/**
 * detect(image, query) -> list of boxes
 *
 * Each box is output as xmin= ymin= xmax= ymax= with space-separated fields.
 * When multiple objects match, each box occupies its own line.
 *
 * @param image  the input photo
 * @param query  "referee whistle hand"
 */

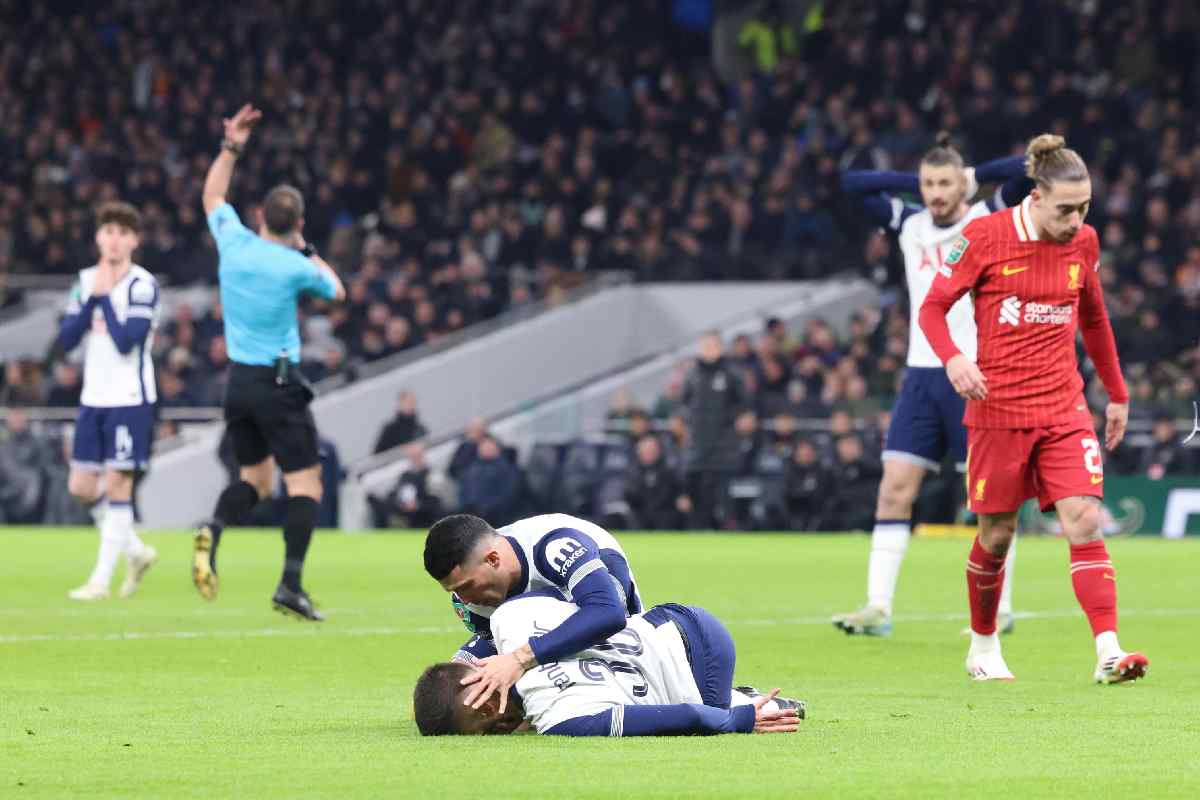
xmin=1105 ymin=402 xmax=1129 ymax=450
xmin=946 ymin=354 xmax=988 ymax=401
xmin=223 ymin=104 xmax=262 ymax=146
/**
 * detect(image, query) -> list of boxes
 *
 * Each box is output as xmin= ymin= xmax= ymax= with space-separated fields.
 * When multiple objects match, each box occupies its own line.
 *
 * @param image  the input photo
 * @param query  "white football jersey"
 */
xmin=491 ymin=593 xmax=701 ymax=734
xmin=67 ymin=264 xmax=160 ymax=408
xmin=459 ymin=513 xmax=642 ymax=627
xmin=895 ymin=202 xmax=988 ymax=367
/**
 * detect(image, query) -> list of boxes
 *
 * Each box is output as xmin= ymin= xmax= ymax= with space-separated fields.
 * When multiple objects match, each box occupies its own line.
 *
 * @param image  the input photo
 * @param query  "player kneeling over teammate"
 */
xmin=919 ymin=134 xmax=1148 ymax=684
xmin=425 ymin=513 xmax=644 ymax=705
xmin=414 ymin=590 xmax=803 ymax=736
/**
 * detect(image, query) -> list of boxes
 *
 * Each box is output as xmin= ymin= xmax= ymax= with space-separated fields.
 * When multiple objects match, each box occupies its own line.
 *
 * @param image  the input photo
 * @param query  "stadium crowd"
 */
xmin=1 ymin=0 xmax=1199 ymax=526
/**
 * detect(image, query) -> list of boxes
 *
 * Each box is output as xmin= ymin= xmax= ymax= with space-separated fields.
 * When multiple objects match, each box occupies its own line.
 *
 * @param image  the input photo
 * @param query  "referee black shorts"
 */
xmin=223 ymin=362 xmax=320 ymax=473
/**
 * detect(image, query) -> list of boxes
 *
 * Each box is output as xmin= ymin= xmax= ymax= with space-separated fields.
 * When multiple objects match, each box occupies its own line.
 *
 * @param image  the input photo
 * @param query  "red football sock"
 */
xmin=966 ymin=536 xmax=1007 ymax=635
xmin=1070 ymin=540 xmax=1117 ymax=636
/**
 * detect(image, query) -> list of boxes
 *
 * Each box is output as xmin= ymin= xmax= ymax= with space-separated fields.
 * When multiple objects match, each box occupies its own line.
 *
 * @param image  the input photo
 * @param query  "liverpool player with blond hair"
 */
xmin=919 ymin=134 xmax=1148 ymax=684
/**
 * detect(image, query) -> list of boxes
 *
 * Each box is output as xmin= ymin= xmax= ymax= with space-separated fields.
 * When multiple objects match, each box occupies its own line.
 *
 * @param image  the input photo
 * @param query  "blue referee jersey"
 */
xmin=207 ymin=203 xmax=338 ymax=365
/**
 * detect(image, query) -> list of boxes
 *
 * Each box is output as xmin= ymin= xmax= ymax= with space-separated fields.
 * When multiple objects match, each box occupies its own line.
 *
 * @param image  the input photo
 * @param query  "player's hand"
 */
xmin=460 ymin=652 xmax=527 ymax=713
xmin=223 ymin=104 xmax=262 ymax=146
xmin=1105 ymin=402 xmax=1129 ymax=450
xmin=946 ymin=354 xmax=988 ymax=401
xmin=91 ymin=265 xmax=115 ymax=297
xmin=751 ymin=689 xmax=800 ymax=734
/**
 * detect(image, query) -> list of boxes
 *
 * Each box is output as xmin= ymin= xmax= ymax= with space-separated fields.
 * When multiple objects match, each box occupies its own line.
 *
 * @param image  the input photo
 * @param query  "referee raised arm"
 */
xmin=192 ymin=104 xmax=345 ymax=621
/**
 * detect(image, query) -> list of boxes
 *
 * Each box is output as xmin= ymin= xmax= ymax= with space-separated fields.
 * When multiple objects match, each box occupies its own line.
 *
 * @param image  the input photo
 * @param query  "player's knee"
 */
xmin=283 ymin=467 xmax=322 ymax=501
xmin=876 ymin=478 xmax=917 ymax=517
xmin=67 ymin=470 xmax=98 ymax=502
xmin=1064 ymin=502 xmax=1102 ymax=541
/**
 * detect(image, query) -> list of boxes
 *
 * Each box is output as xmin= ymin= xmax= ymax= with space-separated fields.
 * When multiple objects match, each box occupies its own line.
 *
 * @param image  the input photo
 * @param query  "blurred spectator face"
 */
xmin=918 ymin=162 xmax=967 ymax=225
xmin=398 ymin=391 xmax=417 ymax=415
xmin=610 ymin=388 xmax=632 ymax=415
xmin=478 ymin=437 xmax=501 ymax=460
xmin=668 ymin=415 xmax=689 ymax=444
xmin=160 ymin=370 xmax=182 ymax=398
xmin=95 ymin=222 xmax=139 ymax=264
xmin=830 ymin=410 xmax=853 ymax=435
xmin=386 ymin=317 xmax=412 ymax=348
xmin=208 ymin=336 xmax=228 ymax=367
xmin=793 ymin=439 xmax=817 ymax=466
xmin=323 ymin=348 xmax=345 ymax=373
xmin=731 ymin=334 xmax=752 ymax=361
xmin=54 ymin=362 xmax=80 ymax=387
xmin=415 ymin=301 xmax=436 ymax=328
xmin=636 ymin=435 xmax=662 ymax=466
xmin=735 ymin=411 xmax=757 ymax=436
xmin=1152 ymin=417 xmax=1175 ymax=443
xmin=774 ymin=414 xmax=797 ymax=438
xmin=7 ymin=407 xmax=29 ymax=433
xmin=836 ymin=434 xmax=864 ymax=464
xmin=465 ymin=417 xmax=486 ymax=442
xmin=406 ymin=441 xmax=426 ymax=467
xmin=698 ymin=333 xmax=722 ymax=363
xmin=629 ymin=412 xmax=650 ymax=439
xmin=846 ymin=375 xmax=868 ymax=401
xmin=762 ymin=357 xmax=784 ymax=383
xmin=368 ymin=302 xmax=391 ymax=328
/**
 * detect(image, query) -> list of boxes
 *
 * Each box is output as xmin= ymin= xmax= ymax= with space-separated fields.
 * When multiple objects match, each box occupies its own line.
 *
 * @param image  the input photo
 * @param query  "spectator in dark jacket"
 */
xmin=1140 ymin=413 xmax=1194 ymax=478
xmin=371 ymin=441 xmax=443 ymax=528
xmin=0 ymin=409 xmax=51 ymax=523
xmin=818 ymin=434 xmax=882 ymax=531
xmin=44 ymin=362 xmax=82 ymax=408
xmin=448 ymin=417 xmax=488 ymax=479
xmin=373 ymin=390 xmax=428 ymax=454
xmin=785 ymin=438 xmax=829 ymax=531
xmin=681 ymin=331 xmax=749 ymax=528
xmin=625 ymin=435 xmax=691 ymax=530
xmin=458 ymin=436 xmax=522 ymax=525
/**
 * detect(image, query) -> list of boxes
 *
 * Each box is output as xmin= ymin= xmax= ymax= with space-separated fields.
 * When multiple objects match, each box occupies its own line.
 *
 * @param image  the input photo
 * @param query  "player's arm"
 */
xmin=201 ymin=104 xmax=261 ymax=216
xmin=544 ymin=693 xmax=798 ymax=736
xmin=917 ymin=226 xmax=989 ymax=400
xmin=972 ymin=155 xmax=1033 ymax=209
xmin=292 ymin=246 xmax=346 ymax=303
xmin=94 ymin=278 xmax=156 ymax=355
xmin=1078 ymin=245 xmax=1130 ymax=449
xmin=841 ymin=170 xmax=922 ymax=230
xmin=461 ymin=531 xmax=626 ymax=711
xmin=57 ymin=282 xmax=96 ymax=352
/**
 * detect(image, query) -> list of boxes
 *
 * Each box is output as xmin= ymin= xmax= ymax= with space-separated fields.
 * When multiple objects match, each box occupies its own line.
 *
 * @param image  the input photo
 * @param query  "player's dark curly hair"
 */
xmin=96 ymin=201 xmax=142 ymax=235
xmin=423 ymin=514 xmax=496 ymax=580
xmin=921 ymin=131 xmax=964 ymax=169
xmin=413 ymin=662 xmax=472 ymax=735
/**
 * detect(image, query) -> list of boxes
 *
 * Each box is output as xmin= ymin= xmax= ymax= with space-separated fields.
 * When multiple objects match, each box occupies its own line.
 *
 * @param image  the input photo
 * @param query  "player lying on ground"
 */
xmin=414 ymin=590 xmax=804 ymax=736
xmin=424 ymin=513 xmax=644 ymax=710
xmin=58 ymin=202 xmax=159 ymax=601
xmin=919 ymin=134 xmax=1148 ymax=684
xmin=833 ymin=135 xmax=1031 ymax=637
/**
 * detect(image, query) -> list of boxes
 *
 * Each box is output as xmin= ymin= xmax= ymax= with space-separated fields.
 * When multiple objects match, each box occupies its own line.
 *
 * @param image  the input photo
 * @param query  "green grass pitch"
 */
xmin=2 ymin=529 xmax=1199 ymax=799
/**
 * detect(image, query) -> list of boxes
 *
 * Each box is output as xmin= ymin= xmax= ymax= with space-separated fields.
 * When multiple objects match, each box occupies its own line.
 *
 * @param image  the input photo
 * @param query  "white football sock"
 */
xmin=867 ymin=520 xmax=910 ymax=615
xmin=1095 ymin=630 xmax=1121 ymax=661
xmin=107 ymin=502 xmax=147 ymax=558
xmin=998 ymin=534 xmax=1016 ymax=615
xmin=89 ymin=494 xmax=108 ymax=526
xmin=970 ymin=631 xmax=1001 ymax=654
xmin=86 ymin=503 xmax=131 ymax=588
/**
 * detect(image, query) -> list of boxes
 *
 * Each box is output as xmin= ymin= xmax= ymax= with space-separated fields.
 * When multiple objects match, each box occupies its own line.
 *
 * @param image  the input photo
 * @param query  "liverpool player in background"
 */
xmin=919 ymin=134 xmax=1148 ymax=684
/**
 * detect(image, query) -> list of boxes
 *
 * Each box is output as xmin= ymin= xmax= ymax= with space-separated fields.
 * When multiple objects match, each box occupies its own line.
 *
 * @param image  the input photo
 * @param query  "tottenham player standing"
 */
xmin=919 ymin=135 xmax=1147 ymax=684
xmin=424 ymin=513 xmax=644 ymax=710
xmin=832 ymin=135 xmax=1028 ymax=636
xmin=58 ymin=202 xmax=159 ymax=600
xmin=413 ymin=591 xmax=802 ymax=736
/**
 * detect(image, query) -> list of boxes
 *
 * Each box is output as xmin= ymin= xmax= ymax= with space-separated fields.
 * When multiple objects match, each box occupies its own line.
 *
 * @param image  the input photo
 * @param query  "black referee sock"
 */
xmin=211 ymin=480 xmax=260 ymax=551
xmin=281 ymin=496 xmax=319 ymax=592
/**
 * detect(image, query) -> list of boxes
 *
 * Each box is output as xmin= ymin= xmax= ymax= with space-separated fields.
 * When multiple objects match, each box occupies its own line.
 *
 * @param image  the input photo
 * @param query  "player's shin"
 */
xmin=281 ymin=496 xmax=319 ymax=592
xmin=1069 ymin=540 xmax=1119 ymax=655
xmin=966 ymin=536 xmax=1006 ymax=637
xmin=867 ymin=519 xmax=910 ymax=615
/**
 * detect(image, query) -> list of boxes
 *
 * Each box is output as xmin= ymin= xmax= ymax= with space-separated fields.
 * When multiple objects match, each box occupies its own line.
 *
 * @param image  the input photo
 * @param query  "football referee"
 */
xmin=193 ymin=104 xmax=345 ymax=620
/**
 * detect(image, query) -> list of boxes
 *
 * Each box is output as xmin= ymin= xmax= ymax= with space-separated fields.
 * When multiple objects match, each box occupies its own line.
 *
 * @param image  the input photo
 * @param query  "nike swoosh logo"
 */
xmin=1091 ymin=475 xmax=1104 ymax=484
xmin=976 ymin=582 xmax=1000 ymax=591
xmin=1001 ymin=266 xmax=1029 ymax=276
xmin=1103 ymin=572 xmax=1115 ymax=581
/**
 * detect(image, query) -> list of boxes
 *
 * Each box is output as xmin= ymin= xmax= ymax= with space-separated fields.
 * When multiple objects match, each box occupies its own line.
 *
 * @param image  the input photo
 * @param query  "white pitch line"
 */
xmin=2 ymin=607 xmax=1197 ymax=645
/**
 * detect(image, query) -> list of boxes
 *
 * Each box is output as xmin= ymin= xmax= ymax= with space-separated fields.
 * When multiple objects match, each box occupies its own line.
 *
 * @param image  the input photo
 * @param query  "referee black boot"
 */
xmin=271 ymin=583 xmax=325 ymax=622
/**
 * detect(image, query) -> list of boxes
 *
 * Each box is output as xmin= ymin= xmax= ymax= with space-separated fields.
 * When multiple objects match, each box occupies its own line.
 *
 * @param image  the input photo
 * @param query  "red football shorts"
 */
xmin=965 ymin=424 xmax=1105 ymax=514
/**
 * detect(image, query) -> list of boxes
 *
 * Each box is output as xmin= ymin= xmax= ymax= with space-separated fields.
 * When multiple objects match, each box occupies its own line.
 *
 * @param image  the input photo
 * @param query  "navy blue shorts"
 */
xmin=645 ymin=603 xmax=736 ymax=709
xmin=72 ymin=404 xmax=155 ymax=472
xmin=883 ymin=367 xmax=967 ymax=472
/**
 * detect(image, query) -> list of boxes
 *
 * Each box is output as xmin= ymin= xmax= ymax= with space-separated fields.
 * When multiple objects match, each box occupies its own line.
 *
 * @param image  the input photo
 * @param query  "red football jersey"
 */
xmin=918 ymin=196 xmax=1128 ymax=429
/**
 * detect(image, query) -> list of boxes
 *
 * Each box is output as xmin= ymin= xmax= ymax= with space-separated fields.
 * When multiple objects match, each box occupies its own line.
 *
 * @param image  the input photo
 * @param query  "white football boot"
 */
xmin=67 ymin=582 xmax=110 ymax=601
xmin=1094 ymin=651 xmax=1149 ymax=685
xmin=119 ymin=545 xmax=158 ymax=598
